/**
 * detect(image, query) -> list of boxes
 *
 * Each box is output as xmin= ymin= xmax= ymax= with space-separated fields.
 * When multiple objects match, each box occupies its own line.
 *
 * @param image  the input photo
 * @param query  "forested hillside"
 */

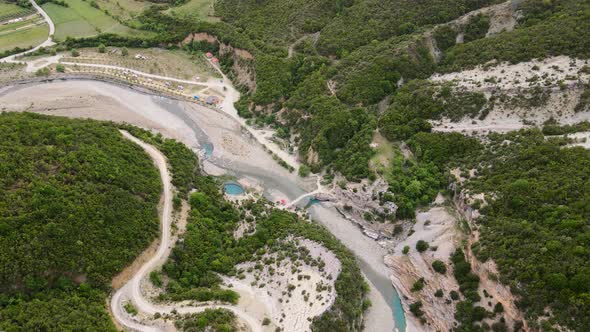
xmin=0 ymin=113 xmax=161 ymax=330
xmin=174 ymin=0 xmax=588 ymax=181
xmin=0 ymin=113 xmax=370 ymax=331
xmin=466 ymin=131 xmax=590 ymax=331
xmin=181 ymin=0 xmax=589 ymax=329
xmin=55 ymin=0 xmax=590 ymax=179
xmin=403 ymin=129 xmax=590 ymax=331
xmin=439 ymin=0 xmax=590 ymax=71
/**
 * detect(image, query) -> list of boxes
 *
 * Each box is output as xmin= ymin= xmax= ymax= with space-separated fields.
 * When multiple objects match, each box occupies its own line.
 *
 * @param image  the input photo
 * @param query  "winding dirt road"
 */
xmin=114 ymin=130 xmax=263 ymax=332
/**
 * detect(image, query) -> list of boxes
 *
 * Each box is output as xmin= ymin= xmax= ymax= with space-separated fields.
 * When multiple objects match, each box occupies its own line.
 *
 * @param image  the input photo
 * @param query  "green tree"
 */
xmin=432 ymin=260 xmax=447 ymax=274
xmin=402 ymin=246 xmax=410 ymax=254
xmin=416 ymin=240 xmax=429 ymax=253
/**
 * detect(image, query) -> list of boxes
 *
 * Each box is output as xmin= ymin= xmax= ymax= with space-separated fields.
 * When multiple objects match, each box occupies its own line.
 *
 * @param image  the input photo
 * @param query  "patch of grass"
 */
xmin=123 ymin=302 xmax=138 ymax=316
xmin=93 ymin=0 xmax=154 ymax=23
xmin=165 ymin=0 xmax=218 ymax=22
xmin=42 ymin=0 xmax=151 ymax=41
xmin=0 ymin=23 xmax=48 ymax=52
xmin=369 ymin=131 xmax=398 ymax=177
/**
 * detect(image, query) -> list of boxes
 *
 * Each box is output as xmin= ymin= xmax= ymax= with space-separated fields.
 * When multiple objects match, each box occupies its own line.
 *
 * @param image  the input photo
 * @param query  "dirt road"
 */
xmin=112 ymin=130 xmax=263 ymax=332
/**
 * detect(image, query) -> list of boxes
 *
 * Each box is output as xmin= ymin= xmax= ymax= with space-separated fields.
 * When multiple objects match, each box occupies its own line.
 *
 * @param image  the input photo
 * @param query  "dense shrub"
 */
xmin=432 ymin=260 xmax=447 ymax=274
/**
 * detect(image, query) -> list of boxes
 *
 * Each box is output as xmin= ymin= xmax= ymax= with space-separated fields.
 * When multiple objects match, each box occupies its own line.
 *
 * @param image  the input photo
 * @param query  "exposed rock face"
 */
xmin=430 ymin=56 xmax=590 ymax=133
xmin=424 ymin=31 xmax=442 ymax=62
xmin=183 ymin=32 xmax=217 ymax=44
xmin=219 ymin=43 xmax=256 ymax=91
xmin=306 ymin=146 xmax=320 ymax=166
xmin=451 ymin=0 xmax=519 ymax=37
xmin=314 ymin=192 xmax=335 ymax=201
xmin=385 ymin=206 xmax=461 ymax=331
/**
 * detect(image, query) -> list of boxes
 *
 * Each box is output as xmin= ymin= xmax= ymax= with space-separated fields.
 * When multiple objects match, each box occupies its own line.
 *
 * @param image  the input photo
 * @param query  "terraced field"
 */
xmin=61 ymin=47 xmax=218 ymax=80
xmin=0 ymin=14 xmax=41 ymax=33
xmin=0 ymin=1 xmax=35 ymax=22
xmin=42 ymin=0 xmax=151 ymax=40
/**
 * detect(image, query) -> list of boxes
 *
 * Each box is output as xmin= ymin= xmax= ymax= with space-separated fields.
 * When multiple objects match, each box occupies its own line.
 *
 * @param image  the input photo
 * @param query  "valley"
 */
xmin=1 ymin=0 xmax=589 ymax=331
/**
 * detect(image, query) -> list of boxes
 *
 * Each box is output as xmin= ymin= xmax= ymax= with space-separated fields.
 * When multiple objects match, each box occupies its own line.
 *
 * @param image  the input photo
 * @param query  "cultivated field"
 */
xmin=54 ymin=47 xmax=226 ymax=103
xmin=61 ymin=47 xmax=220 ymax=81
xmin=0 ymin=22 xmax=48 ymax=52
xmin=42 ymin=0 xmax=152 ymax=40
xmin=0 ymin=14 xmax=43 ymax=34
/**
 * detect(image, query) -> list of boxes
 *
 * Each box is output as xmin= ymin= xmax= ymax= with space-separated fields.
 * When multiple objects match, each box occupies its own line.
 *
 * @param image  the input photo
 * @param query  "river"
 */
xmin=152 ymin=96 xmax=408 ymax=332
xmin=0 ymin=79 xmax=407 ymax=331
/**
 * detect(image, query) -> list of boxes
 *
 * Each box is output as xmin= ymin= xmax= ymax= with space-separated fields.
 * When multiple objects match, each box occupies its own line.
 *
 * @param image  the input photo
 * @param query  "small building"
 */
xmin=7 ymin=18 xmax=24 ymax=24
xmin=211 ymin=57 xmax=219 ymax=64
xmin=205 ymin=52 xmax=213 ymax=59
xmin=206 ymin=96 xmax=219 ymax=105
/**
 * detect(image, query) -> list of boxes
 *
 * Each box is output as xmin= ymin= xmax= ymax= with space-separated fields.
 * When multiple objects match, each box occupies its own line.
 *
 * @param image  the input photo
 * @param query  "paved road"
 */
xmin=113 ymin=130 xmax=263 ymax=332
xmin=0 ymin=0 xmax=55 ymax=62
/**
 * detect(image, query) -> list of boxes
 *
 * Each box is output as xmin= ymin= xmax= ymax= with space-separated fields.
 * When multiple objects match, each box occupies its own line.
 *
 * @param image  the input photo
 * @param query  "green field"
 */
xmin=165 ymin=0 xmax=218 ymax=22
xmin=0 ymin=23 xmax=48 ymax=52
xmin=42 ymin=0 xmax=152 ymax=40
xmin=0 ymin=1 xmax=35 ymax=22
xmin=0 ymin=15 xmax=42 ymax=33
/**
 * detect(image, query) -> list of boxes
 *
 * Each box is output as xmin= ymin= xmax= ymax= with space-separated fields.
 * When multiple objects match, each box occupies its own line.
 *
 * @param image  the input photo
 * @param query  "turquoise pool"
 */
xmin=203 ymin=143 xmax=213 ymax=158
xmin=223 ymin=183 xmax=244 ymax=195
xmin=303 ymin=198 xmax=321 ymax=208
